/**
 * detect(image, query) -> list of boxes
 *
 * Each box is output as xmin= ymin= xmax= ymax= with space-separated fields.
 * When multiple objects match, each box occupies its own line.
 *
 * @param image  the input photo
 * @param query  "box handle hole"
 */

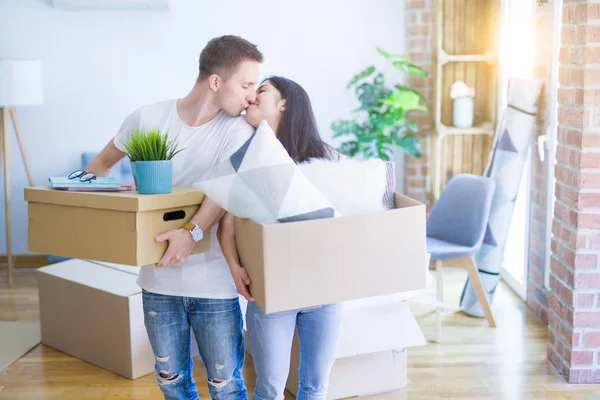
xmin=163 ymin=210 xmax=186 ymax=221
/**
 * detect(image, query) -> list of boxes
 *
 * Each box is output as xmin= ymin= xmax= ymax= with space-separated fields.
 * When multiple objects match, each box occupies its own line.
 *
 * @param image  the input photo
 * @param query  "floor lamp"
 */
xmin=0 ymin=60 xmax=43 ymax=286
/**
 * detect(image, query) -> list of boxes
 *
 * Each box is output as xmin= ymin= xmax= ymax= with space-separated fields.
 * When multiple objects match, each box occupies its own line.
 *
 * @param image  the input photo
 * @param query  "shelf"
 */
xmin=436 ymin=122 xmax=495 ymax=140
xmin=52 ymin=0 xmax=169 ymax=10
xmin=431 ymin=0 xmax=499 ymax=200
xmin=437 ymin=50 xmax=496 ymax=66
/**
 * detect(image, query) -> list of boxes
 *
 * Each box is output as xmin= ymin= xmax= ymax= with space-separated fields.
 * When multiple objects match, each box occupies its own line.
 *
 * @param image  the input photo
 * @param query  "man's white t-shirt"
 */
xmin=113 ymin=99 xmax=254 ymax=299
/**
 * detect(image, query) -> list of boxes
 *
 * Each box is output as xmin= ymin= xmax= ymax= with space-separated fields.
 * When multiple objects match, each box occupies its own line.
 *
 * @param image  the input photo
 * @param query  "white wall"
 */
xmin=0 ymin=0 xmax=406 ymax=254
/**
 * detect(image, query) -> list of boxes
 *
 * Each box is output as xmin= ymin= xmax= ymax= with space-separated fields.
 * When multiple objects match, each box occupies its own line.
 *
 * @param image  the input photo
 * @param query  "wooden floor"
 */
xmin=0 ymin=268 xmax=599 ymax=399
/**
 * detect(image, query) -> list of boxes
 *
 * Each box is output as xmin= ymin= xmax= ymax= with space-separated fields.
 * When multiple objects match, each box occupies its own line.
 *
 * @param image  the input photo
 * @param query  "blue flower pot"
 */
xmin=132 ymin=160 xmax=173 ymax=194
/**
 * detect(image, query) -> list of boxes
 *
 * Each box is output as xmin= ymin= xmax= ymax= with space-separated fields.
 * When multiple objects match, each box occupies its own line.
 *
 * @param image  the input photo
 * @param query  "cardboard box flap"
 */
xmin=394 ymin=192 xmax=422 ymax=208
xmin=38 ymin=259 xmax=141 ymax=297
xmin=24 ymin=186 xmax=205 ymax=212
xmin=336 ymin=301 xmax=427 ymax=359
xmin=90 ymin=261 xmax=141 ymax=275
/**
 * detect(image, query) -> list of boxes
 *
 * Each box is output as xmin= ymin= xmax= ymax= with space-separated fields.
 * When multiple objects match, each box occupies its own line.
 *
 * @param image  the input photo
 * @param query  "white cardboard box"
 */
xmin=286 ymin=297 xmax=427 ymax=399
xmin=239 ymin=294 xmax=427 ymax=399
xmin=38 ymin=259 xmax=199 ymax=379
xmin=292 ymin=349 xmax=408 ymax=400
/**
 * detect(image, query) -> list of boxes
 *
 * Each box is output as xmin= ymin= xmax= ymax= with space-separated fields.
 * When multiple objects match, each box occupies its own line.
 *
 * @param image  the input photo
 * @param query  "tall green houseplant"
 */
xmin=331 ymin=48 xmax=429 ymax=160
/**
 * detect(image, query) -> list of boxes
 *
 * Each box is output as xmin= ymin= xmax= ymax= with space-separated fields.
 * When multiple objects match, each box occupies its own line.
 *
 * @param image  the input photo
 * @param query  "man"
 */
xmin=86 ymin=35 xmax=262 ymax=400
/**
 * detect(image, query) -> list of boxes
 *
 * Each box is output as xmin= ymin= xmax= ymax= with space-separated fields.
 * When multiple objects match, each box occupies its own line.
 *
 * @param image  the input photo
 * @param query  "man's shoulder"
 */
xmin=121 ymin=99 xmax=176 ymax=130
xmin=211 ymin=114 xmax=255 ymax=147
xmin=215 ymin=113 xmax=254 ymax=132
xmin=136 ymin=99 xmax=176 ymax=116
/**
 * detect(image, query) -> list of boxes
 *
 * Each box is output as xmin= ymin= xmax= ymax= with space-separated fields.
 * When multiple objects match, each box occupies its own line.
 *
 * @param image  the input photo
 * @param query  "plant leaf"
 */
xmin=356 ymin=82 xmax=379 ymax=109
xmin=406 ymin=63 xmax=429 ymax=77
xmin=394 ymin=85 xmax=423 ymax=99
xmin=331 ymin=120 xmax=359 ymax=138
xmin=383 ymin=90 xmax=427 ymax=112
xmin=392 ymin=61 xmax=429 ymax=77
xmin=396 ymin=134 xmax=422 ymax=158
xmin=379 ymin=145 xmax=394 ymax=161
xmin=338 ymin=141 xmax=359 ymax=157
xmin=377 ymin=47 xmax=410 ymax=62
xmin=347 ymin=66 xmax=375 ymax=89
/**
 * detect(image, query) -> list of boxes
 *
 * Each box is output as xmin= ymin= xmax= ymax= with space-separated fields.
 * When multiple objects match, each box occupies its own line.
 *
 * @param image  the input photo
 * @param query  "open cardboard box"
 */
xmin=25 ymin=186 xmax=210 ymax=266
xmin=234 ymin=192 xmax=427 ymax=313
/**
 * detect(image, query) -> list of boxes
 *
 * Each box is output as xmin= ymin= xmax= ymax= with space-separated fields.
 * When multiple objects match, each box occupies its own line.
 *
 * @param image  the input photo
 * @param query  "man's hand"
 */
xmin=155 ymin=229 xmax=196 ymax=267
xmin=231 ymin=265 xmax=254 ymax=301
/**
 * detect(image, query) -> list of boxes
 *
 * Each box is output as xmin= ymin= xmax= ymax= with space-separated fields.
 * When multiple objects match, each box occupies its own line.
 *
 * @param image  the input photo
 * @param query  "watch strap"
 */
xmin=183 ymin=222 xmax=196 ymax=231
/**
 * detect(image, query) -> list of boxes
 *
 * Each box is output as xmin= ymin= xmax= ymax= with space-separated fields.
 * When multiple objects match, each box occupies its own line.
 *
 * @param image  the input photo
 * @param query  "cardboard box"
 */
xmin=25 ymin=186 xmax=210 ymax=266
xmin=288 ymin=349 xmax=407 ymax=400
xmin=286 ymin=297 xmax=427 ymax=399
xmin=234 ymin=193 xmax=426 ymax=313
xmin=38 ymin=259 xmax=199 ymax=379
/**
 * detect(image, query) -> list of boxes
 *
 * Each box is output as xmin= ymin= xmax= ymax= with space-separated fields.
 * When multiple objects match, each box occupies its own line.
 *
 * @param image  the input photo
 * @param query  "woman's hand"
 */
xmin=217 ymin=212 xmax=254 ymax=301
xmin=230 ymin=264 xmax=254 ymax=302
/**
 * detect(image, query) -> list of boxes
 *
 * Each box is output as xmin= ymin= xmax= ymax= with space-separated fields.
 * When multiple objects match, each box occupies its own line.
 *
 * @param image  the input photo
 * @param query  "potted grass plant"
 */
xmin=121 ymin=128 xmax=184 ymax=194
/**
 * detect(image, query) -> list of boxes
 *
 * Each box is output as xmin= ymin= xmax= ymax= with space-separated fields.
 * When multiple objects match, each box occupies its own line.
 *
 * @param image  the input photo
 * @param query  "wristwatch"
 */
xmin=183 ymin=222 xmax=204 ymax=243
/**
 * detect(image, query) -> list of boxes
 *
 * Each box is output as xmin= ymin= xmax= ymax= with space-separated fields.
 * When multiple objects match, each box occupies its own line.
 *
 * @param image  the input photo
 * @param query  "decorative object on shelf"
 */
xmin=450 ymin=81 xmax=475 ymax=128
xmin=0 ymin=59 xmax=43 ymax=286
xmin=459 ymin=78 xmax=543 ymax=318
xmin=121 ymin=128 xmax=183 ymax=194
xmin=331 ymin=48 xmax=429 ymax=161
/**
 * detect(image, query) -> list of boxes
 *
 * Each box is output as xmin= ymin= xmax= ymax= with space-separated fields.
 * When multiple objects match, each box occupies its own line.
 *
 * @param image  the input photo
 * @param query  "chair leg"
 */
xmin=435 ymin=260 xmax=443 ymax=342
xmin=465 ymin=256 xmax=496 ymax=328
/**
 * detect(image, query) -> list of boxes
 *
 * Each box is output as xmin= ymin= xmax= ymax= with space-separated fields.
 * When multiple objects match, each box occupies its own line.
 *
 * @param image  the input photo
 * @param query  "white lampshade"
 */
xmin=0 ymin=60 xmax=44 ymax=107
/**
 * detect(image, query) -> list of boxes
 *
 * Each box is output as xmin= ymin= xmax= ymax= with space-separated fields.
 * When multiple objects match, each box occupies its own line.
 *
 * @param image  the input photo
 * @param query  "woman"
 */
xmin=217 ymin=76 xmax=343 ymax=400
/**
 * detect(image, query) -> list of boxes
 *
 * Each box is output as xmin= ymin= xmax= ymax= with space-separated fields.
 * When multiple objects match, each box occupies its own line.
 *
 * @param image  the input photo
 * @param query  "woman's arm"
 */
xmin=217 ymin=213 xmax=254 ymax=301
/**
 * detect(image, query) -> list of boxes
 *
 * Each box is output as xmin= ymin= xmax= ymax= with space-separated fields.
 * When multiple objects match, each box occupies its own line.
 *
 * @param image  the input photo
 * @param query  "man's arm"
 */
xmin=155 ymin=117 xmax=255 ymax=267
xmin=189 ymin=196 xmax=226 ymax=233
xmin=85 ymin=140 xmax=126 ymax=177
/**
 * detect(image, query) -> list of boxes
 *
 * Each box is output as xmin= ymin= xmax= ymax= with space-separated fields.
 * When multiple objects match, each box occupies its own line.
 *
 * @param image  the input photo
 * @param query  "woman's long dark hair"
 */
xmin=265 ymin=76 xmax=335 ymax=163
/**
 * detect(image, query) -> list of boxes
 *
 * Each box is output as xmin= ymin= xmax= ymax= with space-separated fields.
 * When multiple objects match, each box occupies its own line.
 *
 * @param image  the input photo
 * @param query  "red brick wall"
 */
xmin=547 ymin=0 xmax=600 ymax=384
xmin=405 ymin=0 xmax=433 ymax=204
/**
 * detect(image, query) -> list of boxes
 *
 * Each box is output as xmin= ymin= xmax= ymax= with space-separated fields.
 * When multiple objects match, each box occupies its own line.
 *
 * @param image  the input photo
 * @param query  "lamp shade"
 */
xmin=0 ymin=60 xmax=44 ymax=107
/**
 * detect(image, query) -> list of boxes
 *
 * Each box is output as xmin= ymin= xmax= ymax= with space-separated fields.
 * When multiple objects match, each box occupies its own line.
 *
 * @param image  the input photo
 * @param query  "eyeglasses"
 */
xmin=68 ymin=170 xmax=97 ymax=183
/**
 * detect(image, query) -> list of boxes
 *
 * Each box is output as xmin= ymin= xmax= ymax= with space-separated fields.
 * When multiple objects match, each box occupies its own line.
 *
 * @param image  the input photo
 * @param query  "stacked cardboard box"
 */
xmin=37 ymin=259 xmax=199 ymax=379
